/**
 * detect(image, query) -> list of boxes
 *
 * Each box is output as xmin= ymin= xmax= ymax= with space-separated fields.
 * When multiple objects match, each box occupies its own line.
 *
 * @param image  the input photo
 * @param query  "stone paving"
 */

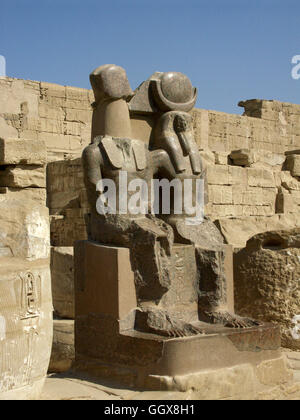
xmin=41 ymin=352 xmax=300 ymax=401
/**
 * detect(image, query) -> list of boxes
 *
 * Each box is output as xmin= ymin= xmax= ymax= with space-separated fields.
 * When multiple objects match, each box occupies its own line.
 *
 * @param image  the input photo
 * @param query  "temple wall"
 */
xmin=1 ymin=77 xmax=299 ymax=248
xmin=9 ymin=78 xmax=293 ymax=248
xmin=1 ymin=77 xmax=300 ymax=377
xmin=1 ymin=77 xmax=299 ymax=162
xmin=0 ymin=77 xmax=93 ymax=162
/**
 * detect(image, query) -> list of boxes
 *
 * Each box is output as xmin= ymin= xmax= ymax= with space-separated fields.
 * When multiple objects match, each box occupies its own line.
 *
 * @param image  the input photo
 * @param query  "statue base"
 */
xmin=74 ymin=241 xmax=292 ymax=399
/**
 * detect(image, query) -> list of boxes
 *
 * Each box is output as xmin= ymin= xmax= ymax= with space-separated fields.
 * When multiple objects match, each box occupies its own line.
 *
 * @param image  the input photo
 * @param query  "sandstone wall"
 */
xmin=34 ymin=78 xmax=299 ymax=248
xmin=0 ymin=78 xmax=93 ymax=162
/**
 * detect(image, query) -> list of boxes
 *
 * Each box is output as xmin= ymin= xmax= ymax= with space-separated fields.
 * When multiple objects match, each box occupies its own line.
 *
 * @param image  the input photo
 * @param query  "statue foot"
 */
xmin=136 ymin=309 xmax=204 ymax=338
xmin=203 ymin=311 xmax=261 ymax=329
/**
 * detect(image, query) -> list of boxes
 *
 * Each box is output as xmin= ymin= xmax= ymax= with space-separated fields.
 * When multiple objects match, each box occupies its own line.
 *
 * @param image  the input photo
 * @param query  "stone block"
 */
xmin=69 ymin=136 xmax=83 ymax=151
xmin=192 ymin=109 xmax=209 ymax=149
xmin=64 ymin=121 xmax=81 ymax=136
xmin=215 ymin=214 xmax=300 ymax=249
xmin=206 ymin=165 xmax=230 ymax=185
xmin=0 ymin=187 xmax=47 ymax=206
xmin=0 ymin=115 xmax=19 ymax=139
xmin=51 ymin=247 xmax=74 ymax=319
xmin=285 ymin=155 xmax=300 ymax=177
xmin=50 ymin=215 xmax=89 ymax=247
xmin=66 ymin=86 xmax=89 ymax=101
xmin=40 ymin=82 xmax=66 ymax=98
xmin=0 ymin=198 xmax=50 ymax=260
xmin=48 ymin=320 xmax=74 ymax=373
xmin=0 ymin=138 xmax=47 ymax=165
xmin=290 ymin=190 xmax=300 ymax=205
xmin=208 ymin=185 xmax=222 ymax=204
xmin=276 ymin=190 xmax=295 ymax=214
xmin=196 ymin=244 xmax=234 ymax=314
xmin=19 ymin=130 xmax=39 ymax=141
xmin=229 ymin=166 xmax=248 ymax=185
xmin=199 ymin=150 xmax=215 ymax=166
xmin=0 ymin=165 xmax=45 ymax=188
xmin=230 ymin=149 xmax=256 ymax=167
xmin=234 ymin=228 xmax=300 ymax=350
xmin=38 ymin=103 xmax=65 ymax=120
xmin=65 ymin=108 xmax=92 ymax=124
xmin=280 ymin=171 xmax=300 ymax=192
xmin=65 ymin=99 xmax=90 ymax=110
xmin=214 ymin=152 xmax=229 ymax=165
xmin=39 ymin=133 xmax=70 ymax=151
xmin=247 ymin=168 xmax=275 ymax=188
xmin=40 ymin=118 xmax=64 ymax=134
xmin=75 ymin=241 xmax=137 ymax=324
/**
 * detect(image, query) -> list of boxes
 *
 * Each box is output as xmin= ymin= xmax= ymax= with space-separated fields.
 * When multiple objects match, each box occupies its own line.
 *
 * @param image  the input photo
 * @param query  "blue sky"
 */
xmin=1 ymin=0 xmax=299 ymax=114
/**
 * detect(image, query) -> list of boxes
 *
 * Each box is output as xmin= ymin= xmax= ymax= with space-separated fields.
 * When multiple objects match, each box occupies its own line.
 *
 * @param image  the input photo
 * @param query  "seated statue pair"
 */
xmin=82 ymin=64 xmax=258 ymax=337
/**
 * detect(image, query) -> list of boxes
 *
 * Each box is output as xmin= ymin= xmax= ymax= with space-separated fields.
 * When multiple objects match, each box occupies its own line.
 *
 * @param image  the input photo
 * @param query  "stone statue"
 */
xmin=82 ymin=64 xmax=258 ymax=336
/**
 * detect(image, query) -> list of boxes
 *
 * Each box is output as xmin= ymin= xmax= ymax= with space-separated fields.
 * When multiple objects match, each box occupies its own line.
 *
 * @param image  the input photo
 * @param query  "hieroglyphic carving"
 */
xmin=20 ymin=272 xmax=40 ymax=319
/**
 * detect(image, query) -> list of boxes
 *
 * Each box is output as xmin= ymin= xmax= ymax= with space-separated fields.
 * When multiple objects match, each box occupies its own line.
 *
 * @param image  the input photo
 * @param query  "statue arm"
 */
xmin=82 ymin=143 xmax=103 ymax=190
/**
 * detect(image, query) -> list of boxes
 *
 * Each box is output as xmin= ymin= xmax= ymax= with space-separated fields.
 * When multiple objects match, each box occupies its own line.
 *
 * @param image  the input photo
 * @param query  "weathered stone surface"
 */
xmin=151 ymin=72 xmax=197 ymax=112
xmin=0 ymin=187 xmax=47 ymax=206
xmin=176 ymin=217 xmax=224 ymax=249
xmin=75 ymin=242 xmax=137 ymax=325
xmin=48 ymin=320 xmax=74 ymax=373
xmin=215 ymin=214 xmax=300 ymax=249
xmin=128 ymin=72 xmax=162 ymax=114
xmin=0 ymin=165 xmax=45 ymax=188
xmin=285 ymin=351 xmax=300 ymax=371
xmin=276 ymin=187 xmax=296 ymax=214
xmin=196 ymin=244 xmax=235 ymax=319
xmin=47 ymin=158 xmax=85 ymax=215
xmin=0 ymin=138 xmax=46 ymax=165
xmin=230 ymin=149 xmax=256 ymax=167
xmin=285 ymin=154 xmax=300 ymax=177
xmin=90 ymin=65 xmax=133 ymax=104
xmin=51 ymin=247 xmax=74 ymax=319
xmin=40 ymin=364 xmax=300 ymax=400
xmin=0 ymin=199 xmax=50 ymax=260
xmin=50 ymin=214 xmax=89 ymax=247
xmin=0 ymin=258 xmax=52 ymax=400
xmin=234 ymin=229 xmax=300 ymax=350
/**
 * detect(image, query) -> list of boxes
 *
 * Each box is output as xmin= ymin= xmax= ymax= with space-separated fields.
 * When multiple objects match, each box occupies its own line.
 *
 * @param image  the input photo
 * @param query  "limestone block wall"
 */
xmin=241 ymin=99 xmax=300 ymax=153
xmin=0 ymin=78 xmax=93 ymax=162
xmin=44 ymin=96 xmax=300 ymax=249
xmin=47 ymin=158 xmax=90 ymax=247
xmin=1 ymin=77 xmax=299 ymax=241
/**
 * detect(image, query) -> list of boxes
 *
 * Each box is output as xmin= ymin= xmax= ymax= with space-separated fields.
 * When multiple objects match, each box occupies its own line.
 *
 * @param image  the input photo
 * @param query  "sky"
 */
xmin=0 ymin=0 xmax=299 ymax=114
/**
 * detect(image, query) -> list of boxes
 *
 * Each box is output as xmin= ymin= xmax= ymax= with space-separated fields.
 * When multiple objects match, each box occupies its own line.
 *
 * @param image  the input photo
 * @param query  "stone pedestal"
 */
xmin=74 ymin=241 xmax=292 ymax=398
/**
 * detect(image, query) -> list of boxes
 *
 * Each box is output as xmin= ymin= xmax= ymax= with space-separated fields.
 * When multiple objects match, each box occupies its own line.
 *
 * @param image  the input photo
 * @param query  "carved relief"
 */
xmin=20 ymin=272 xmax=40 ymax=319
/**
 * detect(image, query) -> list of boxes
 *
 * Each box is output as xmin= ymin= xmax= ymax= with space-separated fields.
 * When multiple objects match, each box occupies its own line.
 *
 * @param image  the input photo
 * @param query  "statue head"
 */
xmin=90 ymin=64 xmax=133 ymax=105
xmin=173 ymin=113 xmax=192 ymax=133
